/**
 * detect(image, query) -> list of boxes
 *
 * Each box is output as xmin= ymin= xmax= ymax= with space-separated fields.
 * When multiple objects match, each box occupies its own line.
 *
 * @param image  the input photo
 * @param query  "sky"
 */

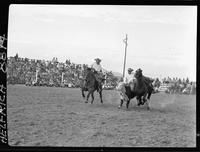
xmin=8 ymin=5 xmax=197 ymax=81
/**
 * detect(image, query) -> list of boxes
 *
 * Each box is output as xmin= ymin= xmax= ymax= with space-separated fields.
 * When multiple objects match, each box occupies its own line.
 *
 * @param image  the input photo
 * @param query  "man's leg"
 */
xmin=121 ymin=85 xmax=129 ymax=102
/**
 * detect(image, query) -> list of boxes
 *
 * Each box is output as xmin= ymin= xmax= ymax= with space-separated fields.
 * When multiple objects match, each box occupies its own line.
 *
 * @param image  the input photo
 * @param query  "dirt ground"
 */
xmin=7 ymin=85 xmax=196 ymax=147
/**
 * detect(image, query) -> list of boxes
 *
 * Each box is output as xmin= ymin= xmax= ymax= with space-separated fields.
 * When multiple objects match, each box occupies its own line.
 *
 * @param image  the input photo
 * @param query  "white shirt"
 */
xmin=124 ymin=72 xmax=135 ymax=83
xmin=91 ymin=62 xmax=103 ymax=72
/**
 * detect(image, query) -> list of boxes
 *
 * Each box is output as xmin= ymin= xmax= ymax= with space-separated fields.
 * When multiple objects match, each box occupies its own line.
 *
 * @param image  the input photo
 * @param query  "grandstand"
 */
xmin=7 ymin=54 xmax=119 ymax=88
xmin=7 ymin=54 xmax=196 ymax=94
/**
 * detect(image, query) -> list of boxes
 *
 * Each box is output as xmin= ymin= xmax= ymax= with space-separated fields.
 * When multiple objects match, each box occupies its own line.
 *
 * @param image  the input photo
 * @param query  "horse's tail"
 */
xmin=146 ymin=83 xmax=154 ymax=100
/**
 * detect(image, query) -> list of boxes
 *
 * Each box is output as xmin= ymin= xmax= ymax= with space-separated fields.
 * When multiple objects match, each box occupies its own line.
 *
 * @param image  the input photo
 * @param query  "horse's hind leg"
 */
xmin=142 ymin=97 xmax=147 ymax=105
xmin=142 ymin=92 xmax=148 ymax=104
xmin=146 ymin=92 xmax=151 ymax=110
xmin=81 ymin=89 xmax=85 ymax=98
xmin=126 ymin=99 xmax=130 ymax=109
xmin=91 ymin=91 xmax=94 ymax=104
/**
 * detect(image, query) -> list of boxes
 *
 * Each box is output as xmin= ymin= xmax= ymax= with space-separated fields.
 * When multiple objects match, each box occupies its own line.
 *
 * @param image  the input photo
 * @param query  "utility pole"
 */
xmin=122 ymin=34 xmax=128 ymax=78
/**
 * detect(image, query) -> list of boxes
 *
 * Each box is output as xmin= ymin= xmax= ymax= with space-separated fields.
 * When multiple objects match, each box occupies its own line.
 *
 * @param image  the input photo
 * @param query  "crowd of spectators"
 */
xmin=153 ymin=76 xmax=196 ymax=94
xmin=7 ymin=53 xmax=196 ymax=94
xmin=7 ymin=54 xmax=118 ymax=88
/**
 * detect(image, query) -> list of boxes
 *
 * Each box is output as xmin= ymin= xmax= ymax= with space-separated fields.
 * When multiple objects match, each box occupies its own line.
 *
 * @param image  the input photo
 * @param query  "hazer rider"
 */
xmin=91 ymin=58 xmax=106 ymax=88
xmin=85 ymin=58 xmax=106 ymax=90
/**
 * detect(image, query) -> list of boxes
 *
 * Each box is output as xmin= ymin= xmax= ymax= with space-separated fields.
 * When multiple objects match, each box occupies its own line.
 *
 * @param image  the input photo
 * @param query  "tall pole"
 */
xmin=123 ymin=34 xmax=128 ymax=78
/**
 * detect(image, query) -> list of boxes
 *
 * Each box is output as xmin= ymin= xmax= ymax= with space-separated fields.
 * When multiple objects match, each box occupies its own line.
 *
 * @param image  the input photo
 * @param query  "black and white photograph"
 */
xmin=6 ymin=4 xmax=196 ymax=147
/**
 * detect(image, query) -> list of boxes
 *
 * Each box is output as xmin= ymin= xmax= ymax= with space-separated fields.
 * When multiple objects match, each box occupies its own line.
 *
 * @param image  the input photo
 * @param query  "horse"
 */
xmin=118 ymin=69 xmax=153 ymax=109
xmin=80 ymin=68 xmax=104 ymax=104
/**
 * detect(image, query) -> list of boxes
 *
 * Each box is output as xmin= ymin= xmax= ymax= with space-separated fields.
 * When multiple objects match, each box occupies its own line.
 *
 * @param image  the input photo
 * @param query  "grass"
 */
xmin=7 ymin=84 xmax=196 ymax=147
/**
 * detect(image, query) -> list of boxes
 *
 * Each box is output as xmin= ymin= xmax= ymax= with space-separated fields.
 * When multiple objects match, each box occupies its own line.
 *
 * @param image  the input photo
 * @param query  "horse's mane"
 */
xmin=86 ymin=70 xmax=95 ymax=79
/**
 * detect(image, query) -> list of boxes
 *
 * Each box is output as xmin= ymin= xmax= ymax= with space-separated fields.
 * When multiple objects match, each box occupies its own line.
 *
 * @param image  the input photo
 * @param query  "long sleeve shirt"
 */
xmin=123 ymin=72 xmax=135 ymax=84
xmin=91 ymin=62 xmax=106 ymax=74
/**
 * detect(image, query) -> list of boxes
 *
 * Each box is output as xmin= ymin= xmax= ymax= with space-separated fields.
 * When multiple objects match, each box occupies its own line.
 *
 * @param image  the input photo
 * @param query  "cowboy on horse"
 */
xmin=80 ymin=58 xmax=106 ymax=104
xmin=90 ymin=58 xmax=106 ymax=90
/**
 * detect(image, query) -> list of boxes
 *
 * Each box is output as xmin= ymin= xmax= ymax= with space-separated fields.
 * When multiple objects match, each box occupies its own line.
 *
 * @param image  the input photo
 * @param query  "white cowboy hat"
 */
xmin=128 ymin=68 xmax=133 ymax=72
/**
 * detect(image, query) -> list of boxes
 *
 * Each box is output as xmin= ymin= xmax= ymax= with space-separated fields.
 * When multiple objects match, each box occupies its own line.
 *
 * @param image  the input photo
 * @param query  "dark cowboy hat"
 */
xmin=94 ymin=58 xmax=101 ymax=62
xmin=128 ymin=68 xmax=133 ymax=72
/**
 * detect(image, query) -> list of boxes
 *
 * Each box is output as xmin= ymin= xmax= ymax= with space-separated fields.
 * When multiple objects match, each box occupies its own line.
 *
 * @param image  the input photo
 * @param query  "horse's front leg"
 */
xmin=85 ymin=91 xmax=91 ymax=103
xmin=145 ymin=98 xmax=150 ymax=110
xmin=137 ymin=96 xmax=142 ymax=106
xmin=142 ymin=93 xmax=150 ymax=110
xmin=81 ymin=89 xmax=85 ymax=98
xmin=118 ymin=99 xmax=124 ymax=109
xmin=99 ymin=90 xmax=103 ymax=103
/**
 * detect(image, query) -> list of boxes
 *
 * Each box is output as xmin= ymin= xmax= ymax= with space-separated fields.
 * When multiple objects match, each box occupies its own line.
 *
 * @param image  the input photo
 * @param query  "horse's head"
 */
xmin=134 ymin=68 xmax=143 ymax=80
xmin=86 ymin=67 xmax=92 ymax=72
xmin=86 ymin=67 xmax=94 ymax=76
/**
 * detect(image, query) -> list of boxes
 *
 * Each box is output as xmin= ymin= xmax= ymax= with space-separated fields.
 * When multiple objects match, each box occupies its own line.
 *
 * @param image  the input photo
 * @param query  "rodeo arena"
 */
xmin=3 ymin=34 xmax=196 ymax=147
